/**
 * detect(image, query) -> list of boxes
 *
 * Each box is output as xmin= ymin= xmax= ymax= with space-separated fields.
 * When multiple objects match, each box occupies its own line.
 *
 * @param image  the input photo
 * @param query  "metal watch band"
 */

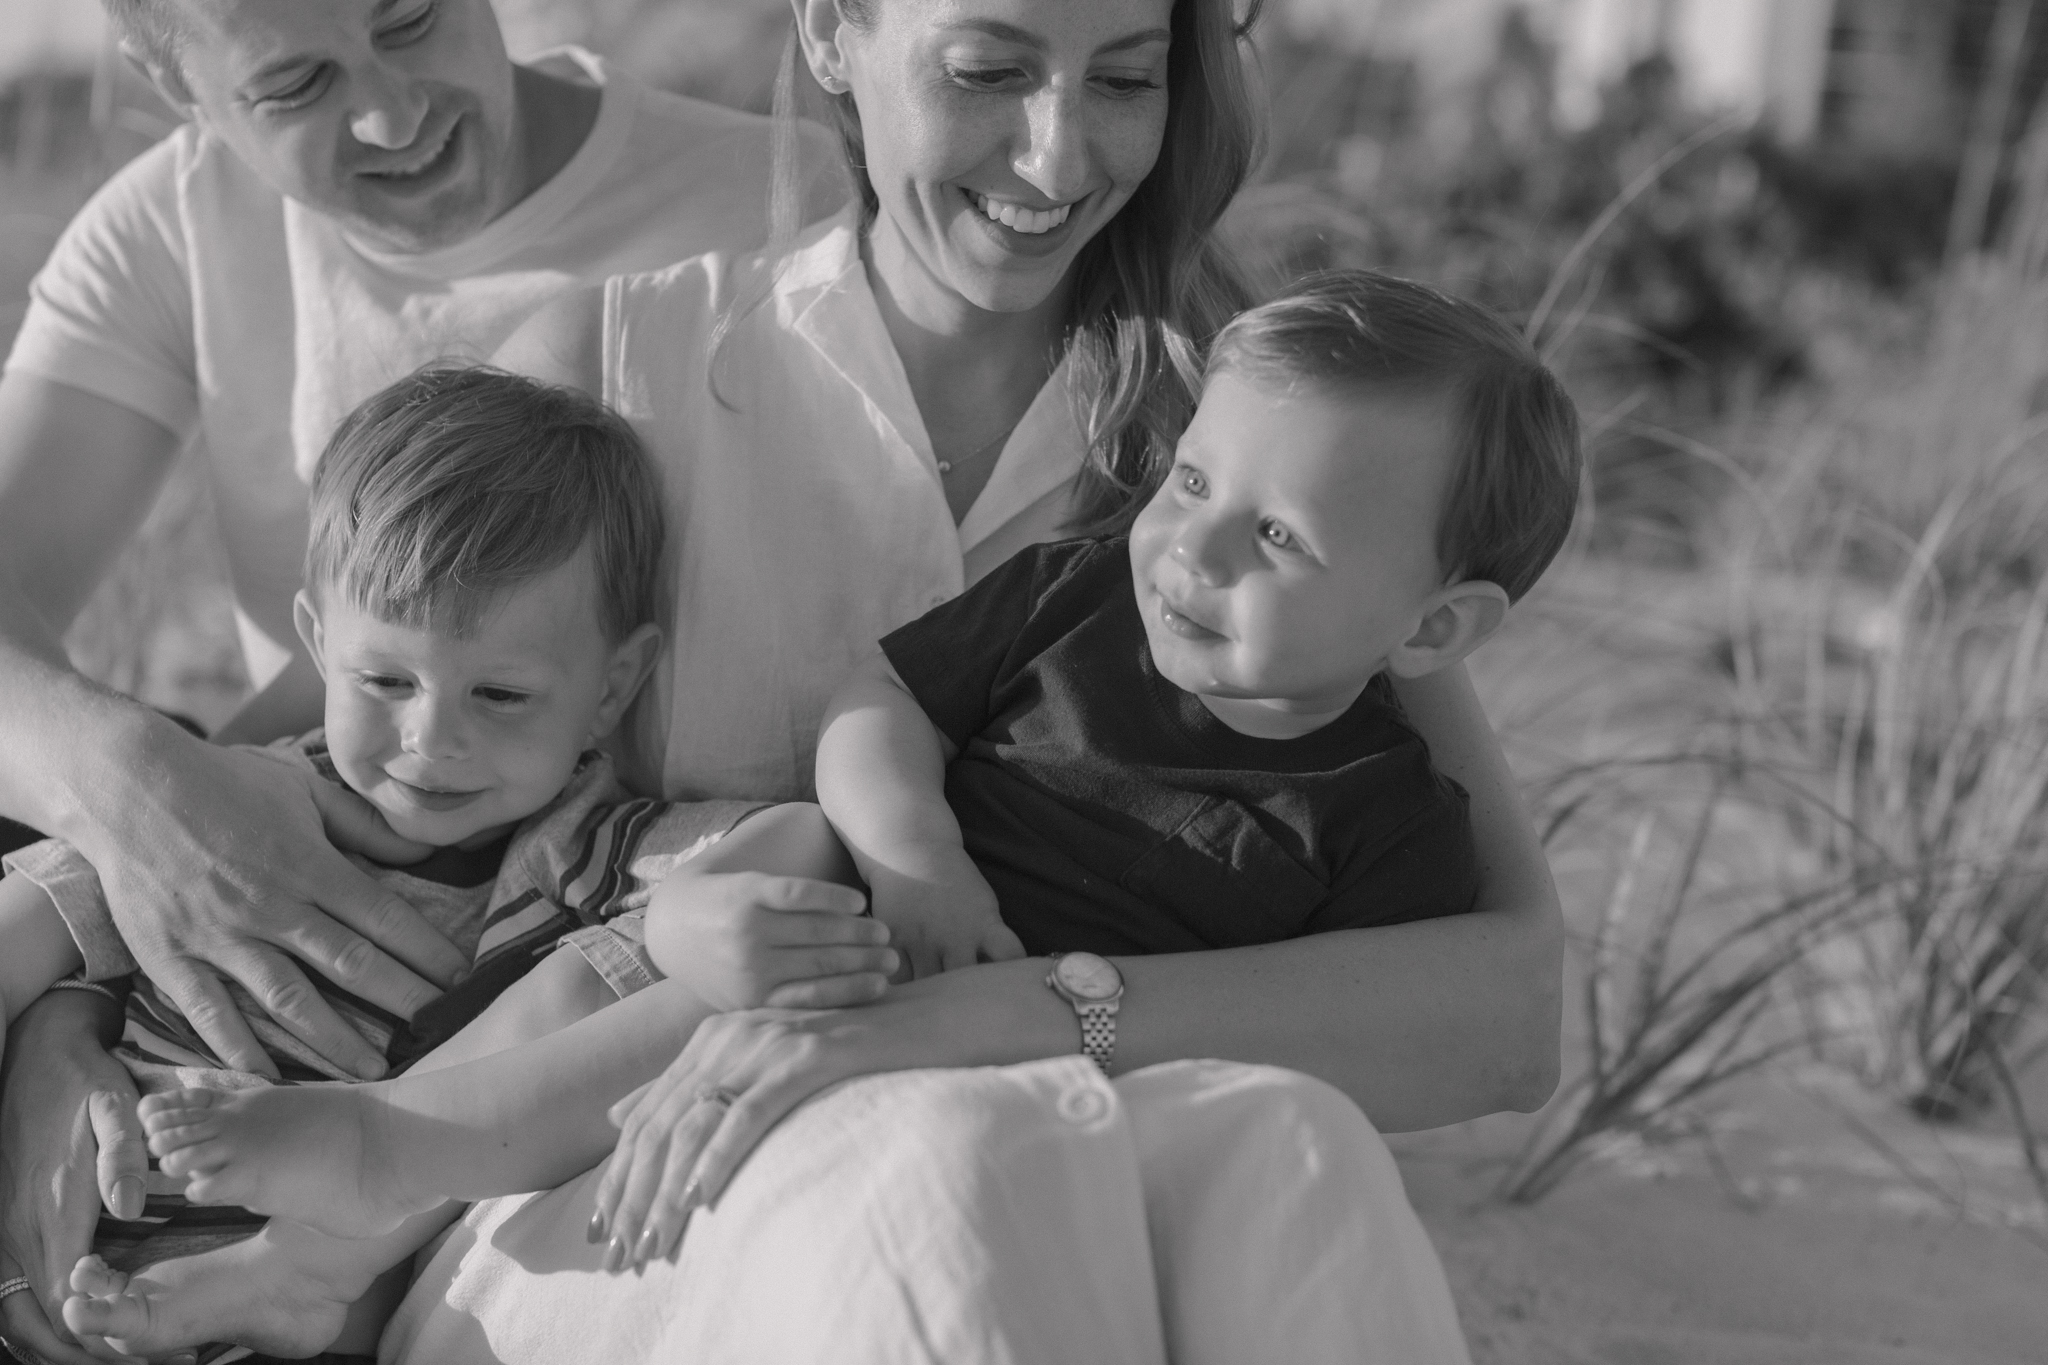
xmin=1076 ymin=1002 xmax=1116 ymax=1074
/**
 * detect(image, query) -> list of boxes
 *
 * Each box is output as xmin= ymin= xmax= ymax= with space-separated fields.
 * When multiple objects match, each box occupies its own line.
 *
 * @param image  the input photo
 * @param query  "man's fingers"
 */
xmin=217 ymin=945 xmax=387 ymax=1081
xmin=309 ymin=776 xmax=435 ymax=866
xmin=153 ymin=963 xmax=278 ymax=1081
xmin=86 ymin=1091 xmax=148 ymax=1222
xmin=269 ymin=895 xmax=449 ymax=1017
xmin=301 ymin=855 xmax=468 ymax=990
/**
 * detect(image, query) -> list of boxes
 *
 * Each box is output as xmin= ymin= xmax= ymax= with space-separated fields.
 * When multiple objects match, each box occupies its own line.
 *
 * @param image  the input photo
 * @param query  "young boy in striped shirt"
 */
xmin=0 ymin=365 xmax=887 ymax=1359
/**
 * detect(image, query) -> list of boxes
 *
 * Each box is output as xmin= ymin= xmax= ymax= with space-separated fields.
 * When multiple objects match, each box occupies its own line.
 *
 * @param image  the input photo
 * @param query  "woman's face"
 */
xmin=829 ymin=0 xmax=1174 ymax=318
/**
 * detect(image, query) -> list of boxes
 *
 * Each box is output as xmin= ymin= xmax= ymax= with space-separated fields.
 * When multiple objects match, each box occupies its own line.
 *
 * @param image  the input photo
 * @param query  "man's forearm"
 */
xmin=0 ymin=587 xmax=177 ymax=857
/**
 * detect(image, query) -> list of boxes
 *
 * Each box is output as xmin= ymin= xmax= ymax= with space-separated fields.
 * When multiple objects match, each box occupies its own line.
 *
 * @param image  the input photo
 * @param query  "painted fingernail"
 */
xmin=604 ymin=1234 xmax=629 ymax=1273
xmin=634 ymin=1227 xmax=660 ymax=1264
xmin=586 ymin=1208 xmax=607 ymax=1243
xmin=678 ymin=1181 xmax=702 ymax=1216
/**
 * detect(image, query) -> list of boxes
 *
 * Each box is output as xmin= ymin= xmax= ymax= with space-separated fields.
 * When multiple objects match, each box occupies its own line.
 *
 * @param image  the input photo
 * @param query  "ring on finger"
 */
xmin=0 ymin=1279 xmax=29 ymax=1302
xmin=692 ymin=1085 xmax=739 ymax=1112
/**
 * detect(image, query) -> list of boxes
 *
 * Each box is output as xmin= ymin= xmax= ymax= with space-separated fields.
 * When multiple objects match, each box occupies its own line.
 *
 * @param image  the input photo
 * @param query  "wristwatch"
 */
xmin=1046 ymin=952 xmax=1124 ymax=1074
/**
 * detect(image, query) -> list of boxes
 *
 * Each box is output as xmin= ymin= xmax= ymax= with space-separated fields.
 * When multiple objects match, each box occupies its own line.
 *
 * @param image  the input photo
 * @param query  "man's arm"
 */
xmin=0 ymin=373 xmax=468 ymax=1077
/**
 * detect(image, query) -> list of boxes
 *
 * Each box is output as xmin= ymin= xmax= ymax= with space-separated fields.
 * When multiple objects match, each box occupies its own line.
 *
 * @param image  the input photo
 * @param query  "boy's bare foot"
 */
xmin=61 ymin=1219 xmax=381 ymax=1360
xmin=140 ymin=1084 xmax=433 ymax=1238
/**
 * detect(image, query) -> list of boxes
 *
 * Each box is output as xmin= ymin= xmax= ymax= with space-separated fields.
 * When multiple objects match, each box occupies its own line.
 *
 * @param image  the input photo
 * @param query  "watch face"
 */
xmin=1055 ymin=952 xmax=1122 ymax=1001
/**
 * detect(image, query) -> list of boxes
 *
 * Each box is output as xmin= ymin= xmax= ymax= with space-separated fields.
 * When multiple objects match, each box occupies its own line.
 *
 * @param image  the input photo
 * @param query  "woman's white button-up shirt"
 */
xmin=606 ymin=208 xmax=1088 ymax=802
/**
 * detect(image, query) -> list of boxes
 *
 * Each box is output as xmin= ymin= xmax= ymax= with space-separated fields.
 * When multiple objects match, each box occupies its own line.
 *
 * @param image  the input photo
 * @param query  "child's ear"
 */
xmin=588 ymin=623 xmax=663 ymax=741
xmin=292 ymin=590 xmax=328 ymax=672
xmin=1385 ymin=580 xmax=1509 ymax=680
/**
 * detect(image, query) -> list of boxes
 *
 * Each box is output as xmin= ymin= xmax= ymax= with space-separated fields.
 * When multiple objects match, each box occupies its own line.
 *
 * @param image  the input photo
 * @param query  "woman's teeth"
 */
xmin=972 ymin=192 xmax=1073 ymax=235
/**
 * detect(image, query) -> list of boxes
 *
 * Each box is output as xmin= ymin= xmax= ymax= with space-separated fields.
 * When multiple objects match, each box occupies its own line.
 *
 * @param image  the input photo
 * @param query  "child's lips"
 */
xmin=389 ymin=776 xmax=485 ymax=812
xmin=1156 ymin=593 xmax=1224 ymax=641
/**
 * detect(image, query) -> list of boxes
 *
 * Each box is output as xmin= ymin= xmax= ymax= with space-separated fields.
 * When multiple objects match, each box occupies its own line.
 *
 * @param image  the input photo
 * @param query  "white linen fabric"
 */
xmin=4 ymin=48 xmax=839 ymax=686
xmin=382 ymin=1059 xmax=1473 ymax=1365
xmin=602 ymin=206 xmax=1085 ymax=802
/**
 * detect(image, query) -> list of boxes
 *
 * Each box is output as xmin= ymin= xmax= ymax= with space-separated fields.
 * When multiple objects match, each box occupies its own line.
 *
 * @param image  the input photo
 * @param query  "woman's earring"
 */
xmin=818 ymin=74 xmax=849 ymax=94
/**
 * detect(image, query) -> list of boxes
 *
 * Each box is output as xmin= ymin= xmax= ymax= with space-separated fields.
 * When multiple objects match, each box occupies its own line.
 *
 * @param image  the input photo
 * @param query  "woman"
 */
xmin=0 ymin=1 xmax=1557 ymax=1360
xmin=386 ymin=0 xmax=1555 ymax=1357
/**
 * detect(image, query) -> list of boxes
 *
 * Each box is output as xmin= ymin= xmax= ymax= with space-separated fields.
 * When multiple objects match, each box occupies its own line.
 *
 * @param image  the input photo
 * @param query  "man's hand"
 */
xmin=644 ymin=871 xmax=898 ymax=1011
xmin=0 ymin=991 xmax=148 ymax=1364
xmin=83 ymin=730 xmax=466 ymax=1079
xmin=867 ymin=847 xmax=1024 ymax=979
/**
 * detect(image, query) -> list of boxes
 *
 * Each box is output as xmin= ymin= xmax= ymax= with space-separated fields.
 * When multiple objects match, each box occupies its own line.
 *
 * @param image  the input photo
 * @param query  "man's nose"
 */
xmin=1014 ymin=84 xmax=1090 ymax=203
xmin=349 ymin=66 xmax=430 ymax=151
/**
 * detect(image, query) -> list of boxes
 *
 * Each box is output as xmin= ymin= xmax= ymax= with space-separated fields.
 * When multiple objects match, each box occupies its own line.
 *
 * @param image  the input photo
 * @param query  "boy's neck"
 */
xmin=1194 ymin=686 xmax=1370 ymax=741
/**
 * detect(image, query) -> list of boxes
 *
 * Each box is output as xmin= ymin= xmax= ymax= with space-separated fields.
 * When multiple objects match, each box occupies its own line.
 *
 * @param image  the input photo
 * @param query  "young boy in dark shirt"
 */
xmin=815 ymin=269 xmax=1582 ymax=975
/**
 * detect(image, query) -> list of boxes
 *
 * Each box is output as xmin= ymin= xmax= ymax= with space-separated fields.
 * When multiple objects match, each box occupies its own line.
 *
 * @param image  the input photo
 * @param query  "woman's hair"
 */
xmin=766 ymin=0 xmax=1266 ymax=534
xmin=1211 ymin=271 xmax=1584 ymax=603
xmin=306 ymin=366 xmax=664 ymax=643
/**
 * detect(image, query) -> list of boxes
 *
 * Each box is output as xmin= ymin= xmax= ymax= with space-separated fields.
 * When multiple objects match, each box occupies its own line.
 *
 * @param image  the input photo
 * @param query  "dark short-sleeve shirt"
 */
xmin=880 ymin=537 xmax=1478 ymax=957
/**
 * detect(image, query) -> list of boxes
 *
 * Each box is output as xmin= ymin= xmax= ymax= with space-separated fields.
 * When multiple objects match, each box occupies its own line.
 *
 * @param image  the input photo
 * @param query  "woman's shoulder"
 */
xmin=611 ymin=208 xmax=861 ymax=328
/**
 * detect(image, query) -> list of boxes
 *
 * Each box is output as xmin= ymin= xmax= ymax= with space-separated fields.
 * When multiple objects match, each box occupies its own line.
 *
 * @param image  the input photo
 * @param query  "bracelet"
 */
xmin=0 ymin=1276 xmax=29 ymax=1300
xmin=46 ymin=978 xmax=122 ymax=1005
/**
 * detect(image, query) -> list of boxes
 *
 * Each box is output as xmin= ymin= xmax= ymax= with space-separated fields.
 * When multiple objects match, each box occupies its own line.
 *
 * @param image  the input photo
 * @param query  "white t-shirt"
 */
xmin=605 ymin=207 xmax=1087 ymax=802
xmin=5 ymin=48 xmax=842 ymax=685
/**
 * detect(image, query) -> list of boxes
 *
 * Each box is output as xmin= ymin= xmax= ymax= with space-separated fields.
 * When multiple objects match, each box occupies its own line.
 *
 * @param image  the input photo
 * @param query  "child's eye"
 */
xmin=258 ymin=64 xmax=330 ymax=110
xmin=358 ymin=673 xmax=412 ymax=695
xmin=474 ymin=686 xmax=531 ymax=707
xmin=378 ymin=1 xmax=438 ymax=45
xmin=1176 ymin=467 xmax=1208 ymax=498
xmin=1259 ymin=519 xmax=1299 ymax=551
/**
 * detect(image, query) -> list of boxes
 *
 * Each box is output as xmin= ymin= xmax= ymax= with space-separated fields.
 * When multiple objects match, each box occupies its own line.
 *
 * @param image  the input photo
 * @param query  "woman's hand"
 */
xmin=0 ymin=992 xmax=149 ymax=1365
xmin=587 ymin=958 xmax=1072 ymax=1271
xmin=81 ymin=727 xmax=467 ymax=1080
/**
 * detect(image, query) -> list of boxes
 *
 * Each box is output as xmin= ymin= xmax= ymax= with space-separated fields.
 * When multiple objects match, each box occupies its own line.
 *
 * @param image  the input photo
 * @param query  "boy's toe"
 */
xmin=68 ymin=1254 xmax=127 ymax=1295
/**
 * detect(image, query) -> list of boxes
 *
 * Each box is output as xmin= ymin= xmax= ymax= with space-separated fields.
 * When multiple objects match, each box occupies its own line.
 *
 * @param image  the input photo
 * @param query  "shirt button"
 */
xmin=1057 ymin=1084 xmax=1109 ymax=1125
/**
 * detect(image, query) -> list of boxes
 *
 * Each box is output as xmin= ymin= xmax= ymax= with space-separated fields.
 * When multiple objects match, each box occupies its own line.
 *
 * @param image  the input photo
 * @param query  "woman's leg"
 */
xmin=385 ymin=1057 xmax=1167 ymax=1365
xmin=1119 ymin=1060 xmax=1473 ymax=1365
xmin=383 ymin=1059 xmax=1471 ymax=1365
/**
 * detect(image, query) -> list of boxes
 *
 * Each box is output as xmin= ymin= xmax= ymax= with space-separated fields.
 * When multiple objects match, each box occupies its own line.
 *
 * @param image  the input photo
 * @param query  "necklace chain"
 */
xmin=937 ymin=420 xmax=1020 ymax=479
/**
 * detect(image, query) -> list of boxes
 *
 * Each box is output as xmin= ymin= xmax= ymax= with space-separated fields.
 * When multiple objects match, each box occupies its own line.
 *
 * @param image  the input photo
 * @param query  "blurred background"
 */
xmin=6 ymin=2 xmax=2048 ymax=1360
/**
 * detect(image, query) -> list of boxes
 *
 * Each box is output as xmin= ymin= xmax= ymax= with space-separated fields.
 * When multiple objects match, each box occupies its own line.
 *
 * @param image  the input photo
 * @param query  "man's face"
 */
xmin=162 ymin=0 xmax=524 ymax=253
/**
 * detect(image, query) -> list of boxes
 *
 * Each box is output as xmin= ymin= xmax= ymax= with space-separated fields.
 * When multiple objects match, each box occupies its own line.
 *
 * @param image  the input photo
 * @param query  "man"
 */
xmin=0 ymin=1 xmax=833 ymax=1354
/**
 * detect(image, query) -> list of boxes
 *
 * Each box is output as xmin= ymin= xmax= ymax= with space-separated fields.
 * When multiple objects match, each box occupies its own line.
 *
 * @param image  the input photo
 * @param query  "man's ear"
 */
xmin=791 ymin=0 xmax=856 ymax=94
xmin=123 ymin=43 xmax=197 ymax=115
xmin=589 ymin=623 xmax=663 ymax=742
xmin=1385 ymin=580 xmax=1509 ymax=680
xmin=292 ymin=589 xmax=328 ymax=671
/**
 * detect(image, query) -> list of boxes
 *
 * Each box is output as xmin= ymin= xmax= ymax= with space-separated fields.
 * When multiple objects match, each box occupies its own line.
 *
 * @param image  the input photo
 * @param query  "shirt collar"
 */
xmin=779 ymin=206 xmax=1085 ymax=553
